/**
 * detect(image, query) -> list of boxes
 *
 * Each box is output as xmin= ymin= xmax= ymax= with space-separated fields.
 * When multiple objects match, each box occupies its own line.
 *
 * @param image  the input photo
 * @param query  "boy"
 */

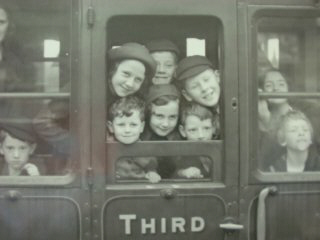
xmin=0 ymin=122 xmax=40 ymax=176
xmin=176 ymin=55 xmax=220 ymax=108
xmin=107 ymin=96 xmax=161 ymax=182
xmin=176 ymin=103 xmax=217 ymax=178
xmin=146 ymin=39 xmax=180 ymax=85
xmin=269 ymin=110 xmax=320 ymax=172
xmin=142 ymin=84 xmax=181 ymax=140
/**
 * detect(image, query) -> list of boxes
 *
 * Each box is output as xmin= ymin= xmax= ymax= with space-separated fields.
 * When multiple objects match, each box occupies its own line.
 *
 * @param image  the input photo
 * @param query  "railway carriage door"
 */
xmin=90 ymin=0 xmax=241 ymax=239
xmin=239 ymin=2 xmax=320 ymax=240
xmin=0 ymin=0 xmax=91 ymax=239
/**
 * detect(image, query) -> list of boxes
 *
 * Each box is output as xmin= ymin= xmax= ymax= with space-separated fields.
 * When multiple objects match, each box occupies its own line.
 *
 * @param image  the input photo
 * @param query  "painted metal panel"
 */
xmin=0 ymin=192 xmax=81 ymax=240
xmin=103 ymin=193 xmax=226 ymax=239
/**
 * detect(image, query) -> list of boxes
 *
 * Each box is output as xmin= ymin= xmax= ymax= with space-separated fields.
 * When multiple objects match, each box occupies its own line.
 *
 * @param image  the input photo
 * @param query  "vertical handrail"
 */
xmin=257 ymin=186 xmax=277 ymax=240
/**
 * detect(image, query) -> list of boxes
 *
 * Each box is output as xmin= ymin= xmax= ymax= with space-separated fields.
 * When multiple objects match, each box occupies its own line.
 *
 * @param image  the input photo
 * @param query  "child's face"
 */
xmin=263 ymin=71 xmax=288 ymax=104
xmin=111 ymin=59 xmax=146 ymax=97
xmin=180 ymin=115 xmax=214 ymax=140
xmin=0 ymin=134 xmax=35 ymax=171
xmin=282 ymin=119 xmax=312 ymax=151
xmin=109 ymin=110 xmax=145 ymax=144
xmin=151 ymin=51 xmax=177 ymax=85
xmin=183 ymin=69 xmax=220 ymax=107
xmin=150 ymin=100 xmax=179 ymax=137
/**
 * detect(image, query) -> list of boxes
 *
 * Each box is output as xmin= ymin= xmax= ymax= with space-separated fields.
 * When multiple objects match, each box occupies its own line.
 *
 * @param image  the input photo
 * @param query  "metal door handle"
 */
xmin=219 ymin=222 xmax=244 ymax=230
xmin=219 ymin=217 xmax=244 ymax=233
xmin=257 ymin=186 xmax=277 ymax=240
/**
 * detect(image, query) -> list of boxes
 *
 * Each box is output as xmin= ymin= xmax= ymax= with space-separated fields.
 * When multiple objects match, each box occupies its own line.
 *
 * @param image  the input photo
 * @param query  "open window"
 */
xmin=105 ymin=15 xmax=224 ymax=183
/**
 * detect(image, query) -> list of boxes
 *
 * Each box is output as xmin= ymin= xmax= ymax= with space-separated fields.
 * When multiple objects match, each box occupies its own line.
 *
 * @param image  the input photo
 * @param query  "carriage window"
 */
xmin=106 ymin=16 xmax=223 ymax=183
xmin=0 ymin=0 xmax=72 ymax=178
xmin=256 ymin=16 xmax=320 ymax=175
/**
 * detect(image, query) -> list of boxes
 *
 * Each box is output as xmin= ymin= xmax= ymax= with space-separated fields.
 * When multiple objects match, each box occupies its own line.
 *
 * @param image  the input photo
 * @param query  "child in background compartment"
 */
xmin=0 ymin=122 xmax=40 ymax=176
xmin=145 ymin=39 xmax=180 ymax=85
xmin=142 ymin=84 xmax=181 ymax=140
xmin=269 ymin=110 xmax=320 ymax=172
xmin=107 ymin=96 xmax=161 ymax=183
xmin=176 ymin=103 xmax=217 ymax=178
xmin=107 ymin=42 xmax=156 ymax=101
xmin=176 ymin=55 xmax=220 ymax=109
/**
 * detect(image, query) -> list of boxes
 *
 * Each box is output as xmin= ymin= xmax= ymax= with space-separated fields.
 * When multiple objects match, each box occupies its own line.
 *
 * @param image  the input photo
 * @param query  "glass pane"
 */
xmin=257 ymin=16 xmax=320 ymax=173
xmin=0 ymin=0 xmax=72 ymax=176
xmin=116 ymin=155 xmax=213 ymax=182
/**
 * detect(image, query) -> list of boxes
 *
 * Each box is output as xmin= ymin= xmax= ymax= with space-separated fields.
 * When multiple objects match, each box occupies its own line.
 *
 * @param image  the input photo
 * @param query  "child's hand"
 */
xmin=180 ymin=167 xmax=203 ymax=179
xmin=258 ymin=88 xmax=271 ymax=131
xmin=23 ymin=163 xmax=40 ymax=176
xmin=145 ymin=171 xmax=161 ymax=183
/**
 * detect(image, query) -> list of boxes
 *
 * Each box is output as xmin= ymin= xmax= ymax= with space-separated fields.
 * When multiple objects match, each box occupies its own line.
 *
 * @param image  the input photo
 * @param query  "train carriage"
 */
xmin=0 ymin=0 xmax=319 ymax=239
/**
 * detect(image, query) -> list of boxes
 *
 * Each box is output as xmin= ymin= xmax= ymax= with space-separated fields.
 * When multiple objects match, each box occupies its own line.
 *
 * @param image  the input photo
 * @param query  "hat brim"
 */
xmin=179 ymin=65 xmax=211 ymax=81
xmin=1 ymin=123 xmax=36 ymax=143
xmin=109 ymin=47 xmax=156 ymax=78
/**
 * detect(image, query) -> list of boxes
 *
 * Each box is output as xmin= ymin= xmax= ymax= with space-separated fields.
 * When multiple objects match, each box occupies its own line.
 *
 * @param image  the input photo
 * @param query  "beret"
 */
xmin=108 ymin=42 xmax=157 ymax=78
xmin=176 ymin=55 xmax=213 ymax=81
xmin=146 ymin=39 xmax=180 ymax=56
xmin=1 ymin=120 xmax=36 ymax=143
xmin=146 ymin=84 xmax=180 ymax=104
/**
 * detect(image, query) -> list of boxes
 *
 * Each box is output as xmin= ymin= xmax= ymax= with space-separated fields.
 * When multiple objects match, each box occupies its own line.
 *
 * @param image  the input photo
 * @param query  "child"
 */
xmin=142 ymin=84 xmax=181 ymax=178
xmin=269 ymin=110 xmax=320 ymax=172
xmin=142 ymin=84 xmax=181 ymax=140
xmin=176 ymin=103 xmax=217 ymax=178
xmin=0 ymin=122 xmax=40 ymax=176
xmin=176 ymin=55 xmax=220 ymax=109
xmin=146 ymin=39 xmax=180 ymax=85
xmin=107 ymin=42 xmax=156 ymax=102
xmin=107 ymin=96 xmax=161 ymax=183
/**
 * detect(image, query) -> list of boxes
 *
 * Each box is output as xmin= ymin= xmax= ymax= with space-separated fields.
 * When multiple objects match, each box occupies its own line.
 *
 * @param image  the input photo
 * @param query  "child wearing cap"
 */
xmin=142 ymin=84 xmax=181 ymax=178
xmin=142 ymin=84 xmax=181 ymax=141
xmin=107 ymin=96 xmax=161 ymax=183
xmin=0 ymin=122 xmax=40 ymax=176
xmin=175 ymin=103 xmax=218 ymax=178
xmin=146 ymin=39 xmax=180 ymax=85
xmin=176 ymin=55 xmax=220 ymax=108
xmin=107 ymin=42 xmax=156 ymax=102
xmin=268 ymin=110 xmax=320 ymax=172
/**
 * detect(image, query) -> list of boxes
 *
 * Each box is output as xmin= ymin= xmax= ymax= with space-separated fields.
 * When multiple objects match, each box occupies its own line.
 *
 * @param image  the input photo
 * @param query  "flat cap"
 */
xmin=146 ymin=39 xmax=180 ymax=56
xmin=146 ymin=84 xmax=180 ymax=104
xmin=1 ymin=120 xmax=36 ymax=143
xmin=108 ymin=42 xmax=157 ymax=77
xmin=176 ymin=55 xmax=213 ymax=81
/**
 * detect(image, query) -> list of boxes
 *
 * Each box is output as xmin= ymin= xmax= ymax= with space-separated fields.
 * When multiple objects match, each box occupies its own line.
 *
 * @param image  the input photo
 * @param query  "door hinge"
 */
xmin=87 ymin=6 xmax=95 ymax=28
xmin=86 ymin=167 xmax=94 ymax=187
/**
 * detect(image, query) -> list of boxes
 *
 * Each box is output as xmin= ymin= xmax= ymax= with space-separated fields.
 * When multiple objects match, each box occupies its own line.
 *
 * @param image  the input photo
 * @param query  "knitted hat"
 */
xmin=108 ymin=42 xmax=157 ymax=77
xmin=146 ymin=39 xmax=180 ymax=56
xmin=1 ymin=120 xmax=36 ymax=143
xmin=146 ymin=84 xmax=180 ymax=103
xmin=176 ymin=55 xmax=213 ymax=81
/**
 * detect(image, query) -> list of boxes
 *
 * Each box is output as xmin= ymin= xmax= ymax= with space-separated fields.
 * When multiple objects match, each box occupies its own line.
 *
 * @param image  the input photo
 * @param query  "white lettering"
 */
xmin=119 ymin=214 xmax=136 ymax=235
xmin=141 ymin=218 xmax=156 ymax=234
xmin=191 ymin=217 xmax=205 ymax=232
xmin=161 ymin=218 xmax=166 ymax=233
xmin=171 ymin=217 xmax=186 ymax=233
